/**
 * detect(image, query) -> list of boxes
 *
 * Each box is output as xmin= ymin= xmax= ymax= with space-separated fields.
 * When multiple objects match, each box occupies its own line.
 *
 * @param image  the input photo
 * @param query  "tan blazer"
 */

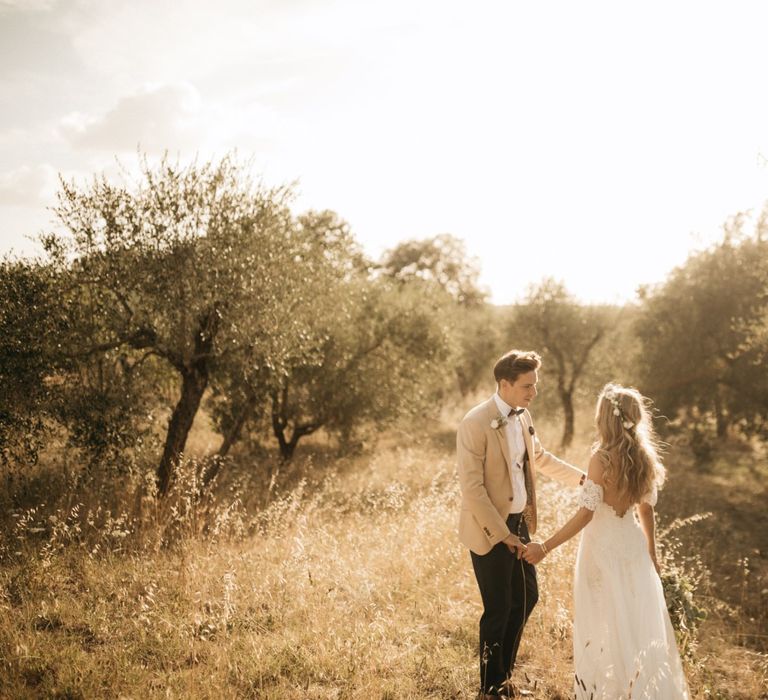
xmin=457 ymin=396 xmax=585 ymax=555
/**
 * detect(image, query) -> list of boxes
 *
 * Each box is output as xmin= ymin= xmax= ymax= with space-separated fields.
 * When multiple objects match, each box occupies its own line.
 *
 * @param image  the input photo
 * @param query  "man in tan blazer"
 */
xmin=457 ymin=350 xmax=585 ymax=698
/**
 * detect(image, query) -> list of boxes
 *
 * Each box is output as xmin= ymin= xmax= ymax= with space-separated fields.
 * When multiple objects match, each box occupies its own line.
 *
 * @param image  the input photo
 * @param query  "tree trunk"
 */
xmin=155 ymin=308 xmax=219 ymax=496
xmin=714 ymin=389 xmax=728 ymax=438
xmin=272 ymin=421 xmax=317 ymax=461
xmin=198 ymin=392 xmax=260 ymax=491
xmin=217 ymin=393 xmax=258 ymax=459
xmin=274 ymin=426 xmax=297 ymax=461
xmin=156 ymin=365 xmax=208 ymax=496
xmin=560 ymin=389 xmax=575 ymax=449
xmin=270 ymin=385 xmax=320 ymax=461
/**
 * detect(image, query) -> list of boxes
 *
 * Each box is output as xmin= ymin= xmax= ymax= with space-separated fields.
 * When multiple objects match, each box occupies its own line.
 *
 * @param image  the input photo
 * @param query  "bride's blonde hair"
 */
xmin=593 ymin=383 xmax=665 ymax=503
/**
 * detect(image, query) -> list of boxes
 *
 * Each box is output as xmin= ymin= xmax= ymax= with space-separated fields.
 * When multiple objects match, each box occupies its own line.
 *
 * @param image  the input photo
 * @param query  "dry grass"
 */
xmin=0 ymin=414 xmax=766 ymax=699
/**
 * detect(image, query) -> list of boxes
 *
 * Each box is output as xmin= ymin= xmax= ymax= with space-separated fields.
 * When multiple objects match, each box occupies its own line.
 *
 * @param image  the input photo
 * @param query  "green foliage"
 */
xmin=687 ymin=422 xmax=716 ymax=466
xmin=380 ymin=233 xmax=487 ymax=306
xmin=48 ymin=153 xmax=305 ymax=371
xmin=636 ymin=211 xmax=768 ymax=442
xmin=53 ymin=352 xmax=162 ymax=470
xmin=264 ymin=277 xmax=455 ymax=459
xmin=0 ymin=259 xmax=65 ymax=466
xmin=379 ymin=233 xmax=494 ymax=396
xmin=658 ymin=514 xmax=711 ymax=657
xmin=660 ymin=564 xmax=708 ymax=656
xmin=44 ymin=154 xmax=313 ymax=492
xmin=453 ymin=304 xmax=504 ymax=396
xmin=205 ymin=208 xmax=378 ymax=461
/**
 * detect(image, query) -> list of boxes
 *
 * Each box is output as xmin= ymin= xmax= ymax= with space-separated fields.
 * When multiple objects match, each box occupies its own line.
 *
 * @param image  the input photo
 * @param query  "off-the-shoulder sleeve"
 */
xmin=578 ymin=478 xmax=604 ymax=511
xmin=641 ymin=483 xmax=658 ymax=507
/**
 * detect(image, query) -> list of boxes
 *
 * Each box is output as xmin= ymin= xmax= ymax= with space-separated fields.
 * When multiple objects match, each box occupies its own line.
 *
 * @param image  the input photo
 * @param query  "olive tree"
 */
xmin=636 ymin=212 xmax=768 ymax=441
xmin=265 ymin=278 xmax=454 ymax=460
xmin=380 ymin=233 xmax=492 ymax=395
xmin=205 ymin=209 xmax=370 ymax=467
xmin=46 ymin=155 xmax=311 ymax=495
xmin=509 ymin=279 xmax=613 ymax=448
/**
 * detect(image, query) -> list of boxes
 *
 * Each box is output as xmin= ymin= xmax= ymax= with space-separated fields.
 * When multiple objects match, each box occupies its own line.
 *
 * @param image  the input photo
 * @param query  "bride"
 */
xmin=523 ymin=384 xmax=690 ymax=699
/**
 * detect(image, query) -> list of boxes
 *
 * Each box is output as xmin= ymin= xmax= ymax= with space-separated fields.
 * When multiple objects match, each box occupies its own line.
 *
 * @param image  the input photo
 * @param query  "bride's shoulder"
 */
xmin=579 ymin=457 xmax=605 ymax=511
xmin=587 ymin=451 xmax=608 ymax=486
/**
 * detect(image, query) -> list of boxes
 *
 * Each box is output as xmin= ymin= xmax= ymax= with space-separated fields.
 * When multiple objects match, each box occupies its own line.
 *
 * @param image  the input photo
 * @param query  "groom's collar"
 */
xmin=493 ymin=392 xmax=518 ymax=417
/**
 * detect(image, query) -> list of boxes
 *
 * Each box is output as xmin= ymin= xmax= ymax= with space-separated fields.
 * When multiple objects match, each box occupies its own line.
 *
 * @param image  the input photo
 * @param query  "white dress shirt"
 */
xmin=493 ymin=393 xmax=528 ymax=514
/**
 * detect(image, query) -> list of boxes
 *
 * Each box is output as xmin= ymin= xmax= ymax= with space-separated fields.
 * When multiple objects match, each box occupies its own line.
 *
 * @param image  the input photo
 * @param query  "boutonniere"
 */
xmin=490 ymin=412 xmax=509 ymax=430
xmin=528 ymin=426 xmax=535 ymax=436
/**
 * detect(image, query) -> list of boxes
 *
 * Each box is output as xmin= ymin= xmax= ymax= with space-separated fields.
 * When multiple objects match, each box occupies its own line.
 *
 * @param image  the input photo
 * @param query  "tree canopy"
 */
xmin=380 ymin=233 xmax=487 ymax=306
xmin=636 ymin=213 xmax=768 ymax=439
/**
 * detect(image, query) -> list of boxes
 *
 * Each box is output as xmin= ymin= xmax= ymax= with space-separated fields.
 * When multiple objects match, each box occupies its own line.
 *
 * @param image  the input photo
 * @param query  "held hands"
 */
xmin=503 ymin=533 xmax=527 ymax=559
xmin=523 ymin=541 xmax=548 ymax=565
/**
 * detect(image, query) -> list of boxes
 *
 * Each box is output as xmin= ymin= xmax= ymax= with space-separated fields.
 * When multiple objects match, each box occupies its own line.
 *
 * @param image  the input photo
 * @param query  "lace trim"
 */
xmin=578 ymin=478 xmax=604 ymax=511
xmin=642 ymin=484 xmax=658 ymax=507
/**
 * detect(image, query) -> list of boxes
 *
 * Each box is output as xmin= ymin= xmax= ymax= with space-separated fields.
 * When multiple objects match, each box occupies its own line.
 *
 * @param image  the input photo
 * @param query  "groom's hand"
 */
xmin=503 ymin=534 xmax=526 ymax=559
xmin=523 ymin=542 xmax=547 ymax=564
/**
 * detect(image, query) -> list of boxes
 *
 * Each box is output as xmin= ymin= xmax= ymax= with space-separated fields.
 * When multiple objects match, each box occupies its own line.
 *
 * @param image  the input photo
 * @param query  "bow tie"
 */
xmin=508 ymin=408 xmax=524 ymax=417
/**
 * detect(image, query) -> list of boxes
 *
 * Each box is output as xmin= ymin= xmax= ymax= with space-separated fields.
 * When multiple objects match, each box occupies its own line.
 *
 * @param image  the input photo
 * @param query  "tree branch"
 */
xmin=569 ymin=328 xmax=605 ymax=393
xmin=64 ymin=326 xmax=155 ymax=359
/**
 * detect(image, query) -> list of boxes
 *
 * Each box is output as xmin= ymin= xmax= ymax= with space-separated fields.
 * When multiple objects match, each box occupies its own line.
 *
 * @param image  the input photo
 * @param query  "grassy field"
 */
xmin=1 ymin=412 xmax=766 ymax=699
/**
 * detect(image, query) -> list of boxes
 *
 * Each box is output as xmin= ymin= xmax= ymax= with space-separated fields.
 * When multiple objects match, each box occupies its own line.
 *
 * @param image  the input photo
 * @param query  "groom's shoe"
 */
xmin=476 ymin=685 xmax=523 ymax=698
xmin=498 ymin=681 xmax=521 ymax=698
xmin=500 ymin=683 xmax=533 ymax=698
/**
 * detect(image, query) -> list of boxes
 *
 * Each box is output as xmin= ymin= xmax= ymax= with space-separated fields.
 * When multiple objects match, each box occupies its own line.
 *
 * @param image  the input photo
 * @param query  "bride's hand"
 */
xmin=523 ymin=542 xmax=547 ymax=564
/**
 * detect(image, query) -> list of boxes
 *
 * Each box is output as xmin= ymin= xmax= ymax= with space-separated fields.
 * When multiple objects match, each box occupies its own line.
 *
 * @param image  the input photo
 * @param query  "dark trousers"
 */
xmin=470 ymin=513 xmax=538 ymax=696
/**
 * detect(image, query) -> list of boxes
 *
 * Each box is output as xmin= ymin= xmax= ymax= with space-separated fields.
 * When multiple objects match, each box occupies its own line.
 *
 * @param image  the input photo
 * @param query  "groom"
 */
xmin=457 ymin=350 xmax=585 ymax=698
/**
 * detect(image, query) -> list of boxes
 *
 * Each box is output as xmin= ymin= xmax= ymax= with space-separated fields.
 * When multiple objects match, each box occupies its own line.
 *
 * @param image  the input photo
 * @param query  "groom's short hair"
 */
xmin=493 ymin=350 xmax=541 ymax=384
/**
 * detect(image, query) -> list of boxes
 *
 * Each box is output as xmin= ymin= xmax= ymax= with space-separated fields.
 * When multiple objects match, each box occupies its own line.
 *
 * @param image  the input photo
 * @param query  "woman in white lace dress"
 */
xmin=523 ymin=384 xmax=689 ymax=699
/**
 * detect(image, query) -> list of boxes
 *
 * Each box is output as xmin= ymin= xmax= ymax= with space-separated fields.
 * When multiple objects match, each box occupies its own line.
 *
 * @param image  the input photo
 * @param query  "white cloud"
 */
xmin=0 ymin=0 xmax=57 ymax=12
xmin=0 ymin=163 xmax=59 ymax=206
xmin=66 ymin=1 xmax=306 ymax=85
xmin=59 ymin=82 xmax=204 ymax=152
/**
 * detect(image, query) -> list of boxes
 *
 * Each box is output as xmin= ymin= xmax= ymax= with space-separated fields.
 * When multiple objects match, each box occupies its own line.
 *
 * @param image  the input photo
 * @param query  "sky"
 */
xmin=1 ymin=0 xmax=768 ymax=304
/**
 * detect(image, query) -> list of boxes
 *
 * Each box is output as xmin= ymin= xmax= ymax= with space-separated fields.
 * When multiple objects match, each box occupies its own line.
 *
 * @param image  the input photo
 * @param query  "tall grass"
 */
xmin=0 ymin=419 xmax=765 ymax=698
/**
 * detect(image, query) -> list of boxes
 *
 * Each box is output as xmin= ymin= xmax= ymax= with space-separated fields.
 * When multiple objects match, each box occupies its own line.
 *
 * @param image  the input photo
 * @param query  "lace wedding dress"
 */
xmin=572 ymin=479 xmax=690 ymax=699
